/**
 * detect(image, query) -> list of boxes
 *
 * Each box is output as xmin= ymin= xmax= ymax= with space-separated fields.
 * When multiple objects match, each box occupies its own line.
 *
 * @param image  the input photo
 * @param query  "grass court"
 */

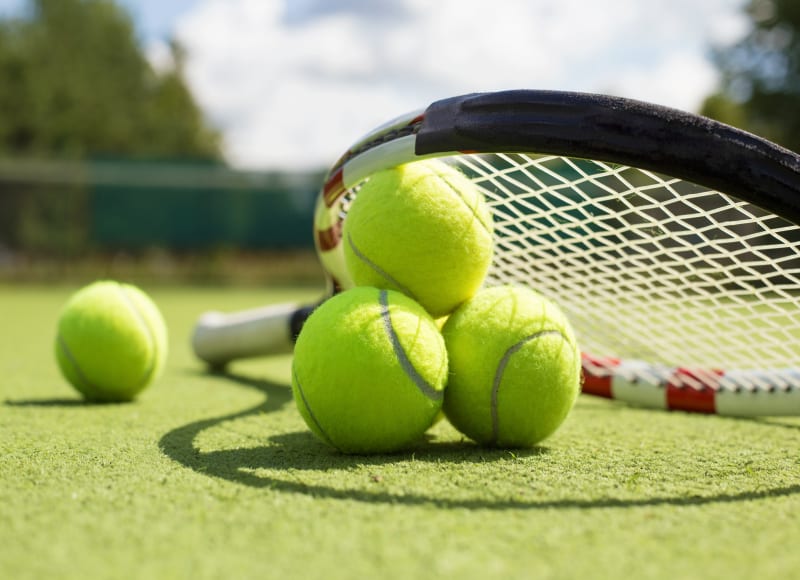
xmin=2 ymin=283 xmax=799 ymax=579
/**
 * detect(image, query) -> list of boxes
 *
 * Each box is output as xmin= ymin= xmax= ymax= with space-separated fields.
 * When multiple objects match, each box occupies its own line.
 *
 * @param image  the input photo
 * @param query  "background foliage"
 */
xmin=701 ymin=0 xmax=800 ymax=153
xmin=0 ymin=0 xmax=220 ymax=159
xmin=0 ymin=0 xmax=228 ymax=261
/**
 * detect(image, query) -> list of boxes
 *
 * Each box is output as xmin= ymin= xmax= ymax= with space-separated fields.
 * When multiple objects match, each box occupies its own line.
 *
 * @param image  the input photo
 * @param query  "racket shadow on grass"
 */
xmin=158 ymin=368 xmax=800 ymax=511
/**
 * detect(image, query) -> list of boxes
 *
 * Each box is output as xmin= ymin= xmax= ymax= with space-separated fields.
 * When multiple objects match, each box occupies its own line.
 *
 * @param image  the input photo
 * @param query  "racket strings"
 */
xmin=454 ymin=153 xmax=800 ymax=376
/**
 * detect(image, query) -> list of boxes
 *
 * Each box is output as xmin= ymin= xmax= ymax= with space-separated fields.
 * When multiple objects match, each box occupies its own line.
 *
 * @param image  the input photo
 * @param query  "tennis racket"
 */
xmin=192 ymin=90 xmax=800 ymax=417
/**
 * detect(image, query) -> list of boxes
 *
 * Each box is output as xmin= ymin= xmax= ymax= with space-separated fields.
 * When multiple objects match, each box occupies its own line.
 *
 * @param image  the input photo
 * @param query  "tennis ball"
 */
xmin=342 ymin=159 xmax=493 ymax=317
xmin=55 ymin=280 xmax=168 ymax=402
xmin=291 ymin=286 xmax=448 ymax=454
xmin=442 ymin=285 xmax=581 ymax=448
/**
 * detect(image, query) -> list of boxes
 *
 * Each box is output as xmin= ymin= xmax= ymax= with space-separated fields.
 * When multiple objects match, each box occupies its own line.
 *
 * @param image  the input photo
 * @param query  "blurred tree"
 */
xmin=0 ymin=0 xmax=221 ymax=159
xmin=0 ymin=0 xmax=223 ymax=256
xmin=701 ymin=0 xmax=800 ymax=153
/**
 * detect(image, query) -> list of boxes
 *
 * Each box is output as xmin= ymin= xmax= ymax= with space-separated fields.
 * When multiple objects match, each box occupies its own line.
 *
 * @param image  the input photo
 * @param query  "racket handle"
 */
xmin=192 ymin=302 xmax=314 ymax=366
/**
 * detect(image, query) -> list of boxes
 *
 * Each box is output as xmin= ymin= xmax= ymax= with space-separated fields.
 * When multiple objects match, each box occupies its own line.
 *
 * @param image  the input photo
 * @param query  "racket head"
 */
xmin=310 ymin=90 xmax=800 ymax=403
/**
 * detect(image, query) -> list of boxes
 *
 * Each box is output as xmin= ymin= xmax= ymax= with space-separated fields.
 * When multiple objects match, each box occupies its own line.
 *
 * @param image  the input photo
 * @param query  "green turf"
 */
xmin=1 ymin=283 xmax=799 ymax=579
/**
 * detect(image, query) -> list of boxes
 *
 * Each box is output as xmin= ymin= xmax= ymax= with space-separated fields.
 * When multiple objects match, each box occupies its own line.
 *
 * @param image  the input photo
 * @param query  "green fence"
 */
xmin=0 ymin=158 xmax=324 ymax=253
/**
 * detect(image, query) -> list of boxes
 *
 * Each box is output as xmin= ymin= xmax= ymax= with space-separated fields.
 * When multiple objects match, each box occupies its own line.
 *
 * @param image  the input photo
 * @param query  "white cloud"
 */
xmin=172 ymin=0 xmax=749 ymax=170
xmin=0 ymin=0 xmax=23 ymax=16
xmin=605 ymin=53 xmax=721 ymax=112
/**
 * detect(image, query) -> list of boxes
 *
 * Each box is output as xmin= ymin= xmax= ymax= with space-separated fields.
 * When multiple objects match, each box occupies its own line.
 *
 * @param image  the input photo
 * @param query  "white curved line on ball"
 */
xmin=379 ymin=289 xmax=443 ymax=402
xmin=346 ymin=233 xmax=417 ymax=300
xmin=491 ymin=329 xmax=568 ymax=443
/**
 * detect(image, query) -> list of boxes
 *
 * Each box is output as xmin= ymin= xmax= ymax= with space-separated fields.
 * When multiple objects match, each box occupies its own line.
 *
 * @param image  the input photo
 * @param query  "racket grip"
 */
xmin=192 ymin=302 xmax=311 ymax=366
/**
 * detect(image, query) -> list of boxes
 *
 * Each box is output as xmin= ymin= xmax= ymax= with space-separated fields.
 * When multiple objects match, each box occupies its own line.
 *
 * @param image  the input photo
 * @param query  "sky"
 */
xmin=0 ymin=0 xmax=751 ymax=170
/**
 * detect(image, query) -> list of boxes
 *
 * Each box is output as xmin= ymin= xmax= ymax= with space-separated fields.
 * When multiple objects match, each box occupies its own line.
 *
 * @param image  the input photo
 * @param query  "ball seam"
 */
xmin=292 ymin=368 xmax=337 ymax=448
xmin=346 ymin=232 xmax=418 ymax=300
xmin=429 ymin=168 xmax=493 ymax=237
xmin=56 ymin=334 xmax=99 ymax=395
xmin=117 ymin=283 xmax=158 ymax=389
xmin=491 ymin=329 xmax=568 ymax=444
xmin=379 ymin=289 xmax=443 ymax=402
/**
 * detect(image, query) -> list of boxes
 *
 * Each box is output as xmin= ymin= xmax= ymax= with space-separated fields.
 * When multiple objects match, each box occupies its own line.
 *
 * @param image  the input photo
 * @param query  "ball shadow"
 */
xmin=159 ymin=367 xmax=800 ymax=510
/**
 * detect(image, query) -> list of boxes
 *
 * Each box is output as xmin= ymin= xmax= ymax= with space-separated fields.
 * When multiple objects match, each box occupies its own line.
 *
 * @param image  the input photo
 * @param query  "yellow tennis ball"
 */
xmin=342 ymin=159 xmax=493 ymax=317
xmin=441 ymin=285 xmax=581 ymax=448
xmin=291 ymin=287 xmax=448 ymax=454
xmin=55 ymin=280 xmax=168 ymax=402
